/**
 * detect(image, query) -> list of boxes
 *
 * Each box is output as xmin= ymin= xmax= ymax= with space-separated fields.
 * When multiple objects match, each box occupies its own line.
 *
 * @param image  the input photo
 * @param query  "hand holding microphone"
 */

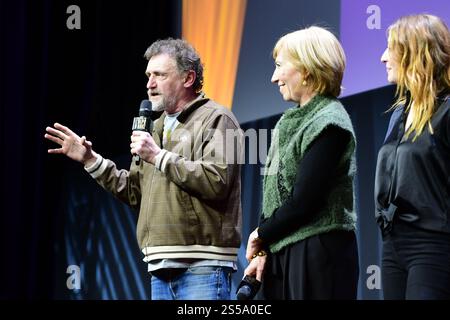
xmin=131 ymin=100 xmax=160 ymax=165
xmin=236 ymin=275 xmax=261 ymax=300
xmin=238 ymin=227 xmax=267 ymax=300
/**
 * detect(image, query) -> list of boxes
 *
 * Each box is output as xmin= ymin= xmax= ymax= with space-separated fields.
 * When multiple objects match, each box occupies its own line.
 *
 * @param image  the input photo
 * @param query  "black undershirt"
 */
xmin=258 ymin=126 xmax=350 ymax=245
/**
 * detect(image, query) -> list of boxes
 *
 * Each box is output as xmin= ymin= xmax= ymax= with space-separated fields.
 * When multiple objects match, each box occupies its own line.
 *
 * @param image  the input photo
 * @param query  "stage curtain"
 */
xmin=182 ymin=0 xmax=247 ymax=109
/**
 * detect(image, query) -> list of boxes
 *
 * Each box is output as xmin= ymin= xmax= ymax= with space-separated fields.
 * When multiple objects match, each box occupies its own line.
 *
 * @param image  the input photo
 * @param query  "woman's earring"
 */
xmin=302 ymin=80 xmax=307 ymax=86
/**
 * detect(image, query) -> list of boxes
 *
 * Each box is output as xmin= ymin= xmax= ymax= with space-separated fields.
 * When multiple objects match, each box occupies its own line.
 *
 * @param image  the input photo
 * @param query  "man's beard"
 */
xmin=151 ymin=99 xmax=165 ymax=112
xmin=151 ymin=95 xmax=177 ymax=113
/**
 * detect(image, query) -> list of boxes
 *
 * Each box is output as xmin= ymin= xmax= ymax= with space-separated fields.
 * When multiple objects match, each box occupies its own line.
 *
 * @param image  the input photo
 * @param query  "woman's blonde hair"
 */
xmin=388 ymin=14 xmax=450 ymax=140
xmin=272 ymin=26 xmax=346 ymax=97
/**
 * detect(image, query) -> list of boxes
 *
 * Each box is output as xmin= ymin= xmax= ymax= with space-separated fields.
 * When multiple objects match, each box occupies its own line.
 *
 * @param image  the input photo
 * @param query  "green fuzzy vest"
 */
xmin=262 ymin=95 xmax=357 ymax=253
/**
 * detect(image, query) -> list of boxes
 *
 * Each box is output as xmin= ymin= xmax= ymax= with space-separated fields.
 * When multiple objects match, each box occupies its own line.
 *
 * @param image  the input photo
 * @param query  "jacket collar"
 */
xmin=152 ymin=92 xmax=209 ymax=146
xmin=177 ymin=92 xmax=209 ymax=123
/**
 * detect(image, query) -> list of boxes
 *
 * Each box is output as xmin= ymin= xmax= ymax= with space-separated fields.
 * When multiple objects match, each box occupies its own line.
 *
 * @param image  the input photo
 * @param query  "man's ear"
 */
xmin=183 ymin=70 xmax=196 ymax=88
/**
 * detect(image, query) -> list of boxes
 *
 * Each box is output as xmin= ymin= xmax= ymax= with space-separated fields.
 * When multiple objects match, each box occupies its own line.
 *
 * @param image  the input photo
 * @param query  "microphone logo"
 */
xmin=132 ymin=117 xmax=150 ymax=131
xmin=132 ymin=100 xmax=153 ymax=165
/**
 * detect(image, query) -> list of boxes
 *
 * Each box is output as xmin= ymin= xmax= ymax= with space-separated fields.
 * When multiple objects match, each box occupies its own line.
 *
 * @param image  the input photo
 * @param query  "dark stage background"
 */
xmin=0 ymin=0 xmax=181 ymax=299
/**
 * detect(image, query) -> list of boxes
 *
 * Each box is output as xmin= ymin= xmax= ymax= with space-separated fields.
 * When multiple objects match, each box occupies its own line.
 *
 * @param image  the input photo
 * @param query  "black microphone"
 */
xmin=132 ymin=100 xmax=153 ymax=165
xmin=236 ymin=275 xmax=261 ymax=300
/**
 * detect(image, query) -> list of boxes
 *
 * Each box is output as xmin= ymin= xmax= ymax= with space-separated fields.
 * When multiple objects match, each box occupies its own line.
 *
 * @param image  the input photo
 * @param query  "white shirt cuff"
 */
xmin=154 ymin=149 xmax=172 ymax=173
xmin=84 ymin=154 xmax=108 ymax=178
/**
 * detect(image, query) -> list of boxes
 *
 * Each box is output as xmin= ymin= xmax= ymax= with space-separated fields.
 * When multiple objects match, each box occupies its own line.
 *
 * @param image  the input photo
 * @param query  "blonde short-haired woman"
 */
xmin=244 ymin=26 xmax=359 ymax=299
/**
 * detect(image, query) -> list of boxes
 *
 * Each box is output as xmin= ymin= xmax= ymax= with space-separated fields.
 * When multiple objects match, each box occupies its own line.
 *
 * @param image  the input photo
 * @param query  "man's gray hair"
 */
xmin=144 ymin=38 xmax=204 ymax=92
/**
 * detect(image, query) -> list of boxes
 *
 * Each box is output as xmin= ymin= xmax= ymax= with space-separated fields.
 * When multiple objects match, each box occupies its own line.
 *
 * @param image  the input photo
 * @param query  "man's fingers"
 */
xmin=131 ymin=133 xmax=149 ymax=142
xmin=132 ymin=131 xmax=152 ymax=141
xmin=53 ymin=123 xmax=68 ymax=134
xmin=64 ymin=127 xmax=77 ymax=136
xmin=54 ymin=123 xmax=80 ymax=140
xmin=79 ymin=136 xmax=93 ymax=148
xmin=48 ymin=148 xmax=64 ymax=154
xmin=44 ymin=133 xmax=64 ymax=146
xmin=46 ymin=126 xmax=67 ymax=140
xmin=130 ymin=143 xmax=137 ymax=154
xmin=132 ymin=130 xmax=147 ymax=136
xmin=54 ymin=123 xmax=76 ymax=136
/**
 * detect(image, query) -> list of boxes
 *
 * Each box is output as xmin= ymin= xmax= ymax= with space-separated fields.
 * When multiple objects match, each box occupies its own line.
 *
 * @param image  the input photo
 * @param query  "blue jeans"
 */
xmin=150 ymin=266 xmax=232 ymax=300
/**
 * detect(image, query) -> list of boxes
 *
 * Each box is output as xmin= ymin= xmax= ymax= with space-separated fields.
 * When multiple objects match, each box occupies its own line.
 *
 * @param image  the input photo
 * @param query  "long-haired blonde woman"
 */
xmin=375 ymin=14 xmax=450 ymax=299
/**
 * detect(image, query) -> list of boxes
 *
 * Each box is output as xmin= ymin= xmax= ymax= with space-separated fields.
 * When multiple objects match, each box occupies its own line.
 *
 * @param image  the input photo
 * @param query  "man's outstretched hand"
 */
xmin=45 ymin=123 xmax=97 ymax=167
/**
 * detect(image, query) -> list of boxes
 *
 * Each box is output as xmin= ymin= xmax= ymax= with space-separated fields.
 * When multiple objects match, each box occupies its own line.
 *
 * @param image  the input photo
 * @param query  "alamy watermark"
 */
xmin=158 ymin=123 xmax=279 ymax=176
xmin=366 ymin=5 xmax=381 ymax=30
xmin=66 ymin=265 xmax=81 ymax=290
xmin=66 ymin=5 xmax=81 ymax=30
xmin=366 ymin=264 xmax=381 ymax=290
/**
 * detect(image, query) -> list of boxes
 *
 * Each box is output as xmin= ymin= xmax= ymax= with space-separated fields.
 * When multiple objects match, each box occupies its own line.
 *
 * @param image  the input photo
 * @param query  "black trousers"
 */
xmin=382 ymin=220 xmax=450 ymax=300
xmin=262 ymin=230 xmax=359 ymax=300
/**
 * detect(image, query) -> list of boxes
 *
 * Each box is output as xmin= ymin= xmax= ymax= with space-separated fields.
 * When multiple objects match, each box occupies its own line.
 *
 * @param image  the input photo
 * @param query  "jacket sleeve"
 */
xmin=154 ymin=114 xmax=243 ymax=201
xmin=85 ymin=155 xmax=141 ymax=211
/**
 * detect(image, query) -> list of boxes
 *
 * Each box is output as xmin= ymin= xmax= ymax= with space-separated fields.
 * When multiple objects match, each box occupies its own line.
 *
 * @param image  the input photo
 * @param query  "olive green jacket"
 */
xmin=86 ymin=95 xmax=243 ymax=262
